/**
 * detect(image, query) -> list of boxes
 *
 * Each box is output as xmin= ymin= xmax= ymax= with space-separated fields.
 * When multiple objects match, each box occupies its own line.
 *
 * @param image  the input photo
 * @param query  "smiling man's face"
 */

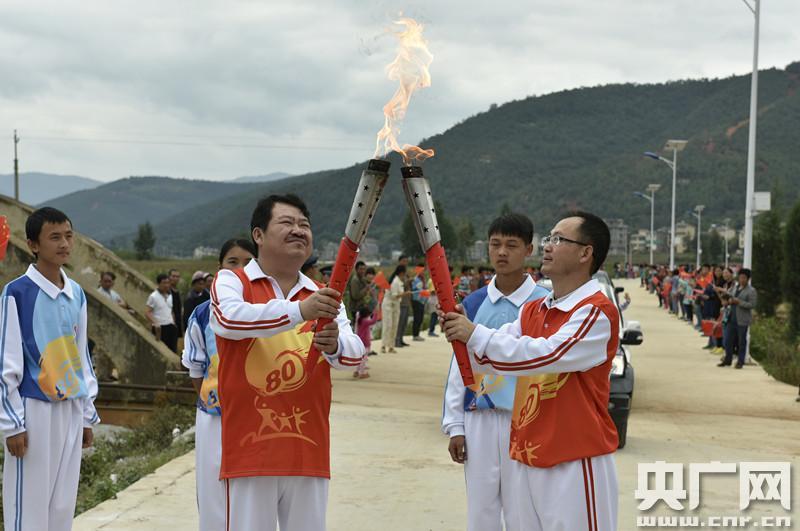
xmin=254 ymin=202 xmax=313 ymax=268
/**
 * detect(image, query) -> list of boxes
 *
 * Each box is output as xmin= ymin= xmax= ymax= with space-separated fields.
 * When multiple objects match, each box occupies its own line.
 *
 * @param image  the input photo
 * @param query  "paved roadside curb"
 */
xmin=74 ymin=451 xmax=198 ymax=530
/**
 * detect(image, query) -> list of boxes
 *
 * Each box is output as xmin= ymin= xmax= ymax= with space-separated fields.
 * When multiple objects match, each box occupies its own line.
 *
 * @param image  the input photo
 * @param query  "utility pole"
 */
xmin=13 ymin=130 xmax=20 ymax=201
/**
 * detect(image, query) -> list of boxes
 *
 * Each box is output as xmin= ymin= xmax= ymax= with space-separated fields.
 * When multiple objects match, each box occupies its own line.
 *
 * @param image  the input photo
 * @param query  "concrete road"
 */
xmin=74 ymin=279 xmax=799 ymax=530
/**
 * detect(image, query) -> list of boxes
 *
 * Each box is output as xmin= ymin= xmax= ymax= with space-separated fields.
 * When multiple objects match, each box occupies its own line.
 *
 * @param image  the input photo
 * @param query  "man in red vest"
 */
xmin=210 ymin=194 xmax=365 ymax=530
xmin=441 ymin=211 xmax=619 ymax=531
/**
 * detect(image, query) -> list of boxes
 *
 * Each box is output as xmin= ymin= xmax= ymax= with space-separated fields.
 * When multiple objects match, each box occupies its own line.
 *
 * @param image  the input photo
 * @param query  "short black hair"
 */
xmin=156 ymin=273 xmax=169 ymax=284
xmin=398 ymin=255 xmax=408 ymax=262
xmin=101 ymin=271 xmax=116 ymax=281
xmin=570 ymin=211 xmax=610 ymax=275
xmin=26 ymin=207 xmax=72 ymax=242
xmin=365 ymin=267 xmax=376 ymax=275
xmin=219 ymin=238 xmax=257 ymax=265
xmin=168 ymin=268 xmax=180 ymax=276
xmin=738 ymin=267 xmax=752 ymax=279
xmin=487 ymin=213 xmax=534 ymax=245
xmin=250 ymin=194 xmax=310 ymax=244
xmin=461 ymin=265 xmax=473 ymax=274
xmin=356 ymin=261 xmax=366 ymax=268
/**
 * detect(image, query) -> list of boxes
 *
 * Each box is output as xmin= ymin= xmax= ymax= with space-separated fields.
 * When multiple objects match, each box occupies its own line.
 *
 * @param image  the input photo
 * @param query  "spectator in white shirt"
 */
xmin=146 ymin=273 xmax=178 ymax=352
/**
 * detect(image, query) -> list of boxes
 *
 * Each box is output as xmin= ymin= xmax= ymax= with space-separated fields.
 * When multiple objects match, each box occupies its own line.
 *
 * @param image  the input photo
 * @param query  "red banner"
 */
xmin=0 ymin=216 xmax=9 ymax=261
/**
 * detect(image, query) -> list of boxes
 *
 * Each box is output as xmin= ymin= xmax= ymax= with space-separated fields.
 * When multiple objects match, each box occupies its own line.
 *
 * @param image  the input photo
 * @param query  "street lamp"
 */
xmin=691 ymin=205 xmax=705 ymax=271
xmin=741 ymin=0 xmax=760 ymax=269
xmin=633 ymin=183 xmax=661 ymax=265
xmin=644 ymin=139 xmax=688 ymax=270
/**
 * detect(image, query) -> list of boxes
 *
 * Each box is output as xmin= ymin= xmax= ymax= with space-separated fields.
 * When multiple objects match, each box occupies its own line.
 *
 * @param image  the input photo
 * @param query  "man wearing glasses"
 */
xmin=441 ymin=212 xmax=620 ymax=531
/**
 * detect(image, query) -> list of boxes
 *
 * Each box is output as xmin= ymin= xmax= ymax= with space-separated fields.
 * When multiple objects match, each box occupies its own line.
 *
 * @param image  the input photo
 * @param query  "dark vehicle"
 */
xmin=537 ymin=271 xmax=642 ymax=448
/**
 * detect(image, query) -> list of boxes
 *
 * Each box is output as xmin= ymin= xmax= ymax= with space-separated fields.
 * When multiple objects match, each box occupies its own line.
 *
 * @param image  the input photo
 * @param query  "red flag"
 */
xmin=374 ymin=270 xmax=390 ymax=290
xmin=0 ymin=216 xmax=9 ymax=261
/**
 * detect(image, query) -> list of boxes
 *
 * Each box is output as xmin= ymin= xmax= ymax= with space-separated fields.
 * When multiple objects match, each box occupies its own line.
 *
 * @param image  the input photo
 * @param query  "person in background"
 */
xmin=354 ymin=306 xmax=377 ymax=378
xmin=427 ymin=275 xmax=439 ymax=337
xmin=319 ymin=265 xmax=333 ymax=285
xmin=347 ymin=261 xmax=370 ymax=323
xmin=203 ymin=272 xmax=215 ymax=292
xmin=183 ymin=270 xmax=211 ymax=332
xmin=168 ymin=268 xmax=183 ymax=336
xmin=301 ymin=255 xmax=320 ymax=281
xmin=457 ymin=265 xmax=473 ymax=300
xmin=97 ymin=271 xmax=132 ymax=312
xmin=382 ymin=265 xmax=408 ymax=354
xmin=701 ymin=266 xmax=724 ymax=352
xmin=718 ymin=268 xmax=757 ymax=369
xmin=394 ymin=255 xmax=412 ymax=348
xmin=182 ymin=238 xmax=256 ymax=531
xmin=146 ymin=273 xmax=178 ymax=352
xmin=410 ymin=265 xmax=428 ymax=342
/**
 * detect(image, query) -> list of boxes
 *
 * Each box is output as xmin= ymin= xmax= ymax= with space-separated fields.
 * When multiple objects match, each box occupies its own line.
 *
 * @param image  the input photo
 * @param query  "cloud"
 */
xmin=0 ymin=0 xmax=797 ymax=181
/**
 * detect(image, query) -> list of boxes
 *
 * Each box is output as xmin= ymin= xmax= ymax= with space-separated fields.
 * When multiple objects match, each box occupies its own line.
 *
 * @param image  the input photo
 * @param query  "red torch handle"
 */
xmin=306 ymin=237 xmax=360 ymax=376
xmin=425 ymin=242 xmax=475 ymax=386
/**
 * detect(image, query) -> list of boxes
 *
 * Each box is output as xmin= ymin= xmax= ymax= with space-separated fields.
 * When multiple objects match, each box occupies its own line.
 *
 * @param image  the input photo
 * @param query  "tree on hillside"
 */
xmin=752 ymin=210 xmax=783 ymax=317
xmin=401 ymin=211 xmax=420 ymax=258
xmin=400 ymin=202 xmax=459 ymax=260
xmin=783 ymin=201 xmax=800 ymax=336
xmin=500 ymin=202 xmax=512 ymax=216
xmin=707 ymin=229 xmax=723 ymax=264
xmin=436 ymin=201 xmax=459 ymax=257
xmin=457 ymin=219 xmax=477 ymax=261
xmin=134 ymin=222 xmax=156 ymax=260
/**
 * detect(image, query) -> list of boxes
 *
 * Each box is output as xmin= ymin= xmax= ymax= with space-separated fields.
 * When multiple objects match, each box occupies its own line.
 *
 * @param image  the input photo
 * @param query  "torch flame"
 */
xmin=374 ymin=18 xmax=435 ymax=166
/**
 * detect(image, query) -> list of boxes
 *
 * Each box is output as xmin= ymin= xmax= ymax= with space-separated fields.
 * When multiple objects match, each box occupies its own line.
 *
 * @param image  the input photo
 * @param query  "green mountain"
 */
xmin=229 ymin=172 xmax=291 ymax=183
xmin=47 ymin=177 xmax=262 ymax=243
xmin=144 ymin=62 xmax=800 ymax=256
xmin=0 ymin=172 xmax=101 ymax=205
xmin=54 ymin=62 xmax=800 ymax=257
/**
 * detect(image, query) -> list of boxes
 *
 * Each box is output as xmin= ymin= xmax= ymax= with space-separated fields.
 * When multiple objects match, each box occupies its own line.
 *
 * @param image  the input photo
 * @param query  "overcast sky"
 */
xmin=1 ymin=0 xmax=798 ymax=182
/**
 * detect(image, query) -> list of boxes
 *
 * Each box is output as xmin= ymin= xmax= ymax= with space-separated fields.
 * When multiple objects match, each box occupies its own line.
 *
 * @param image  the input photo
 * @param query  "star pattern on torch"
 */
xmin=363 ymin=185 xmax=370 ymax=191
xmin=413 ymin=192 xmax=419 ymax=198
xmin=417 ymin=209 xmax=423 ymax=215
xmin=352 ymin=219 xmax=358 ymax=225
xmin=358 ymin=202 xmax=364 ymax=208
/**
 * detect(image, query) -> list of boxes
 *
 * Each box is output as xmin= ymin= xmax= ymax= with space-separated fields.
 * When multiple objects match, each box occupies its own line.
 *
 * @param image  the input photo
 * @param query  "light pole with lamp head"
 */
xmin=633 ymin=183 xmax=661 ymax=265
xmin=741 ymin=0 xmax=760 ymax=269
xmin=644 ymin=140 xmax=688 ymax=271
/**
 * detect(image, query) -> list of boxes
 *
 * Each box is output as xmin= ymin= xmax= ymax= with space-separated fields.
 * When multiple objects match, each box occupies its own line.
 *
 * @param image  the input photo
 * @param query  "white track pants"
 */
xmin=380 ymin=301 xmax=400 ymax=350
xmin=224 ymin=476 xmax=329 ymax=531
xmin=195 ymin=410 xmax=224 ymax=531
xmin=464 ymin=409 xmax=519 ymax=531
xmin=3 ymin=398 xmax=83 ymax=531
xmin=513 ymin=453 xmax=618 ymax=531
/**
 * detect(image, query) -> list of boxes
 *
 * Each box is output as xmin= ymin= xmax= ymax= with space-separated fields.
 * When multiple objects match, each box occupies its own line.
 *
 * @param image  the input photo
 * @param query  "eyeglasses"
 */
xmin=540 ymin=235 xmax=589 ymax=247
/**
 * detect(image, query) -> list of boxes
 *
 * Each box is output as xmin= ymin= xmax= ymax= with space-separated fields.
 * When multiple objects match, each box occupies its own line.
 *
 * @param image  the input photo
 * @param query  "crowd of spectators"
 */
xmin=640 ymin=262 xmax=757 ymax=369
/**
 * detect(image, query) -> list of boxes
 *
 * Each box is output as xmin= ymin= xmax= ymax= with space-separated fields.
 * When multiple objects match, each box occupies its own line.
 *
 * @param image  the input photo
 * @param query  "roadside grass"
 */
xmin=0 ymin=401 xmax=196 ymax=520
xmin=750 ymin=315 xmax=800 ymax=386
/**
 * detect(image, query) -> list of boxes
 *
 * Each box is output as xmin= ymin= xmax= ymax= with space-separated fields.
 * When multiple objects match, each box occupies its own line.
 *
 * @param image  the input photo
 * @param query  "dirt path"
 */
xmin=75 ymin=279 xmax=799 ymax=530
